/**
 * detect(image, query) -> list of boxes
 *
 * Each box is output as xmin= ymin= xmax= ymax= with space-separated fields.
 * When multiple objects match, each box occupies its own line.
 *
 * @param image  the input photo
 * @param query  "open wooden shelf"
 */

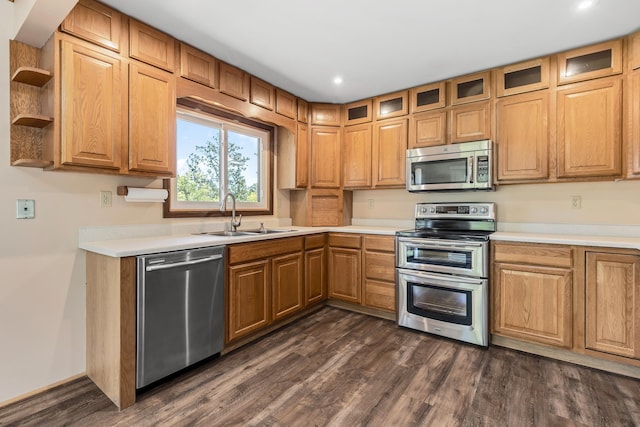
xmin=12 ymin=159 xmax=53 ymax=168
xmin=11 ymin=66 xmax=52 ymax=87
xmin=12 ymin=113 xmax=53 ymax=128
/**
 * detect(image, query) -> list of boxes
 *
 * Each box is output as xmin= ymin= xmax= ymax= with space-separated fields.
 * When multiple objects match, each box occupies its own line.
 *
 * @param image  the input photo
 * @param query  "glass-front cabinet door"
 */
xmin=557 ymin=39 xmax=622 ymax=85
xmin=496 ymin=57 xmax=550 ymax=97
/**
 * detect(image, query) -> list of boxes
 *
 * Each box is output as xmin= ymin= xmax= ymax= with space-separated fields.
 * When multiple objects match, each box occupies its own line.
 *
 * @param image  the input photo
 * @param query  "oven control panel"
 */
xmin=415 ymin=202 xmax=495 ymax=220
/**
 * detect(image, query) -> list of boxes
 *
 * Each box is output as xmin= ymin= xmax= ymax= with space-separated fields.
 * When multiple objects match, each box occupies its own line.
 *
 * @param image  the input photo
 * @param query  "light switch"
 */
xmin=16 ymin=199 xmax=35 ymax=219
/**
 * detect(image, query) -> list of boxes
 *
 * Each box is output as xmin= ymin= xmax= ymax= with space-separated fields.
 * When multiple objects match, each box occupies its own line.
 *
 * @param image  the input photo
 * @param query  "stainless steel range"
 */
xmin=396 ymin=202 xmax=496 ymax=347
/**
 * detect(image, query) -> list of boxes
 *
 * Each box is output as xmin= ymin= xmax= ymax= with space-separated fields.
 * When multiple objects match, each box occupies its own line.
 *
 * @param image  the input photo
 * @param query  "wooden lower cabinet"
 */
xmin=226 ymin=237 xmax=305 ymax=343
xmin=363 ymin=235 xmax=396 ymax=312
xmin=272 ymin=253 xmax=304 ymax=320
xmin=328 ymin=233 xmax=396 ymax=313
xmin=328 ymin=247 xmax=362 ymax=303
xmin=305 ymin=234 xmax=327 ymax=305
xmin=585 ymin=251 xmax=640 ymax=359
xmin=227 ymin=259 xmax=270 ymax=342
xmin=492 ymin=262 xmax=573 ymax=348
xmin=492 ymin=241 xmax=640 ymax=370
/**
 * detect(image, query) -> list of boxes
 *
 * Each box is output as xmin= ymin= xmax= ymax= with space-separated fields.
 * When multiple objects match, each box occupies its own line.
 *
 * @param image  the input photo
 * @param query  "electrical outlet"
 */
xmin=100 ymin=191 xmax=112 ymax=208
xmin=368 ymin=199 xmax=374 ymax=209
xmin=571 ymin=195 xmax=582 ymax=209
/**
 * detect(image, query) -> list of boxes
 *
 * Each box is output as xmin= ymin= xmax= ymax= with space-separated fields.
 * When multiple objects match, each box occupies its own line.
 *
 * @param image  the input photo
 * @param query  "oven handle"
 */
xmin=398 ymin=238 xmax=484 ymax=250
xmin=397 ymin=268 xmax=486 ymax=286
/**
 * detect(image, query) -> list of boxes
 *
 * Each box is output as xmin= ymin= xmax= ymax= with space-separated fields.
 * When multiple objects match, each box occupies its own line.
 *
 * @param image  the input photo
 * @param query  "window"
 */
xmin=164 ymin=104 xmax=273 ymax=217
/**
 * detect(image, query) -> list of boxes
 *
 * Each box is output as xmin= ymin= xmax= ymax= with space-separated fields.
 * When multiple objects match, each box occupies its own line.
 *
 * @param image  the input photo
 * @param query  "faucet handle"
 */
xmin=233 ymin=213 xmax=242 ymax=228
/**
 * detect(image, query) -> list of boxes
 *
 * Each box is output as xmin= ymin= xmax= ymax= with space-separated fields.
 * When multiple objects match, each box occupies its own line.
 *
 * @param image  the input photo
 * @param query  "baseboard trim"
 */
xmin=491 ymin=335 xmax=640 ymax=379
xmin=0 ymin=373 xmax=86 ymax=409
xmin=326 ymin=299 xmax=395 ymax=321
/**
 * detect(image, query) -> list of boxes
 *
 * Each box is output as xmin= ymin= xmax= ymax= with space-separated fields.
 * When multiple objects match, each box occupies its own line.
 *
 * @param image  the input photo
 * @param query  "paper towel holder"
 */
xmin=117 ymin=186 xmax=169 ymax=202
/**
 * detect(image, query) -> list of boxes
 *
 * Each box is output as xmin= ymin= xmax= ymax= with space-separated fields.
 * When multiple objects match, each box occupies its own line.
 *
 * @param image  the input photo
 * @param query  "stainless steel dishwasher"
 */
xmin=136 ymin=245 xmax=225 ymax=389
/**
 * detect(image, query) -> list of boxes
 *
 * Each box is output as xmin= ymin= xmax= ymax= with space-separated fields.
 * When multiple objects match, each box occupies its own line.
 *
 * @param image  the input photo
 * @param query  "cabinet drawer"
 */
xmin=364 ymin=235 xmax=395 ymax=253
xmin=329 ymin=233 xmax=361 ymax=249
xmin=229 ymin=237 xmax=304 ymax=264
xmin=364 ymin=280 xmax=395 ymax=312
xmin=492 ymin=242 xmax=573 ymax=268
xmin=305 ymin=233 xmax=326 ymax=250
xmin=364 ymin=251 xmax=395 ymax=282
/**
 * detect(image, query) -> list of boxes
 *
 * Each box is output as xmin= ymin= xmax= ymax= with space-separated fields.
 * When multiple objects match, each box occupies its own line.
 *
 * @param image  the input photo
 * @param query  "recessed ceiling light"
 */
xmin=577 ymin=0 xmax=595 ymax=11
xmin=333 ymin=76 xmax=343 ymax=85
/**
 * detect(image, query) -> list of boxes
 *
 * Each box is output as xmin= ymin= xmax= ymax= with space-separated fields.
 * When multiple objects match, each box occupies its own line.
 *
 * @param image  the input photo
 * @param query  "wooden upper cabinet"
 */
xmin=374 ymin=90 xmax=408 ymax=120
xmin=409 ymin=110 xmax=447 ymax=148
xmin=630 ymin=70 xmax=640 ymax=177
xmin=129 ymin=20 xmax=175 ymax=72
xmin=179 ymin=43 xmax=216 ymax=88
xmin=343 ymin=99 xmax=372 ymax=126
xmin=250 ymin=77 xmax=275 ymax=111
xmin=450 ymin=101 xmax=491 ymax=144
xmin=219 ymin=62 xmax=249 ymax=101
xmin=496 ymin=57 xmax=550 ymax=97
xmin=496 ymin=91 xmax=549 ymax=181
xmin=556 ymin=77 xmax=622 ymax=179
xmin=410 ymin=82 xmax=446 ymax=113
xmin=60 ymin=40 xmax=123 ymax=170
xmin=557 ymin=39 xmax=622 ymax=85
xmin=296 ymin=123 xmax=309 ymax=188
xmin=311 ymin=103 xmax=341 ymax=126
xmin=128 ymin=62 xmax=176 ymax=175
xmin=343 ymin=124 xmax=372 ymax=188
xmin=585 ymin=251 xmax=640 ymax=359
xmin=310 ymin=126 xmax=341 ymax=188
xmin=630 ymin=31 xmax=640 ymax=70
xmin=275 ymin=89 xmax=296 ymax=119
xmin=297 ymin=99 xmax=309 ymax=123
xmin=61 ymin=0 xmax=122 ymax=52
xmin=373 ymin=118 xmax=407 ymax=187
xmin=450 ymin=71 xmax=491 ymax=105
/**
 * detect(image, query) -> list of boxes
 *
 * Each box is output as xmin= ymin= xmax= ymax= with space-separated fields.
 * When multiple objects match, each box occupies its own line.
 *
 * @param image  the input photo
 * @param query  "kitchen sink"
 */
xmin=194 ymin=229 xmax=294 ymax=237
xmin=194 ymin=231 xmax=256 ymax=237
xmin=242 ymin=229 xmax=294 ymax=234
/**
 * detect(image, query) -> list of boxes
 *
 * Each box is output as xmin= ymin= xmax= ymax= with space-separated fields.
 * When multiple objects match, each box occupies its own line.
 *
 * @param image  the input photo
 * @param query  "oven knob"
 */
xmin=429 ymin=207 xmax=436 ymax=213
xmin=421 ymin=207 xmax=427 ymax=213
xmin=480 ymin=207 xmax=488 ymax=214
xmin=470 ymin=207 xmax=478 ymax=214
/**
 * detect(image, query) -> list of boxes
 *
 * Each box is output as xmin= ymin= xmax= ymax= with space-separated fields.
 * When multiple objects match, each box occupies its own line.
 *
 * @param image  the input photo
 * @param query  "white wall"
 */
xmin=0 ymin=2 xmax=290 ymax=403
xmin=353 ymin=180 xmax=640 ymax=227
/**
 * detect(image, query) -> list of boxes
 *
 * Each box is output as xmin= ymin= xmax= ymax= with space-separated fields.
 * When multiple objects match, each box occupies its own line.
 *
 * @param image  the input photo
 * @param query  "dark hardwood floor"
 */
xmin=2 ymin=307 xmax=640 ymax=426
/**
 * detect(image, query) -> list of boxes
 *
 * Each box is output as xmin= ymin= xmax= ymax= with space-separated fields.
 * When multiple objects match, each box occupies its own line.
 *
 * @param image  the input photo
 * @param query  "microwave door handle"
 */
xmin=468 ymin=156 xmax=474 ymax=183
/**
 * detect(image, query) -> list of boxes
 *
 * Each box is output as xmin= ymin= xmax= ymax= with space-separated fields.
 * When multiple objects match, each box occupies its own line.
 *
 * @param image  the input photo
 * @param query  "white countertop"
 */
xmin=79 ymin=219 xmax=640 ymax=257
xmin=490 ymin=231 xmax=640 ymax=250
xmin=79 ymin=225 xmax=403 ymax=258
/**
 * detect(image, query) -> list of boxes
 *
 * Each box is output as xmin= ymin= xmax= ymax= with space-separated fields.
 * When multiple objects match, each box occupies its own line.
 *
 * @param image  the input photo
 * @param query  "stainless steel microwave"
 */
xmin=406 ymin=140 xmax=494 ymax=192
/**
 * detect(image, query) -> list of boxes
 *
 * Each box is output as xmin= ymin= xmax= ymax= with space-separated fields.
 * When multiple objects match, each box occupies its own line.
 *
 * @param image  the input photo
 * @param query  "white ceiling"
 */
xmin=101 ymin=0 xmax=640 ymax=104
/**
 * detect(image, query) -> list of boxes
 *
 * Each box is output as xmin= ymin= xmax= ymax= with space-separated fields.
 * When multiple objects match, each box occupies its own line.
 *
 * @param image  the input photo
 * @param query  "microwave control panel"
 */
xmin=476 ymin=156 xmax=489 ymax=183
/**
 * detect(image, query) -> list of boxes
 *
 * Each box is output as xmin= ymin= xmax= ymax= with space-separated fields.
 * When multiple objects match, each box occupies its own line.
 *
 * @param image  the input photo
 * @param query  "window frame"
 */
xmin=163 ymin=100 xmax=274 ymax=218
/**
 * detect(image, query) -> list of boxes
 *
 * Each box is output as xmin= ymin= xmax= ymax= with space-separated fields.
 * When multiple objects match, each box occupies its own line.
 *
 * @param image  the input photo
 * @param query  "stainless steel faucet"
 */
xmin=221 ymin=192 xmax=242 ymax=232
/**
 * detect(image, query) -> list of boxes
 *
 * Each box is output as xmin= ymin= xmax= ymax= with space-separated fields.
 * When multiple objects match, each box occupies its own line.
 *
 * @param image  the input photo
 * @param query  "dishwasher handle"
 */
xmin=145 ymin=254 xmax=223 ymax=272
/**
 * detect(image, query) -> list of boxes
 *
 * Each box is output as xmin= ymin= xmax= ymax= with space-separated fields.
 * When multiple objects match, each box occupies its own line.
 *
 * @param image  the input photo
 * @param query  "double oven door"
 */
xmin=396 ymin=236 xmax=489 ymax=347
